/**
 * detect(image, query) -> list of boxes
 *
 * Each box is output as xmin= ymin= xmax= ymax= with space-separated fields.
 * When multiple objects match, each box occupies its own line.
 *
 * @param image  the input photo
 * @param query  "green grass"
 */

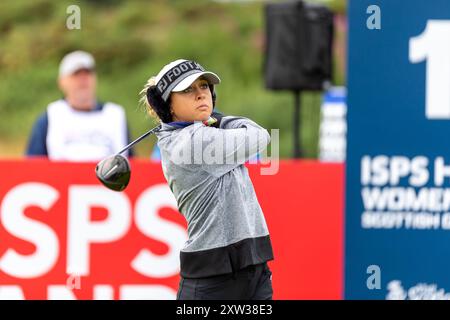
xmin=0 ymin=0 xmax=346 ymax=159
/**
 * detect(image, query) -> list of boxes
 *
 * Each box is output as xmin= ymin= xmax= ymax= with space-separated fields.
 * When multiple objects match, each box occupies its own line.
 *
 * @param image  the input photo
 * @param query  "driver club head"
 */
xmin=95 ymin=154 xmax=131 ymax=192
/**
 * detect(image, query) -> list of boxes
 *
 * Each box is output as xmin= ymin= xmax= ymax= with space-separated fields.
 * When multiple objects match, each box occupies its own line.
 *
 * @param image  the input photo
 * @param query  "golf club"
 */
xmin=95 ymin=124 xmax=161 ymax=191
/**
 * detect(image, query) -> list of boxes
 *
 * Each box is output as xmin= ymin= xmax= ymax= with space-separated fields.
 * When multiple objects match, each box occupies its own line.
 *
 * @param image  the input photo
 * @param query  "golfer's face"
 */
xmin=170 ymin=78 xmax=213 ymax=122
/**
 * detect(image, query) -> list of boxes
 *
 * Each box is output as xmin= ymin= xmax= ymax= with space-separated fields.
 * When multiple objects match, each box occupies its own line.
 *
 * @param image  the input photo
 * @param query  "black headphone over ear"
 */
xmin=146 ymin=86 xmax=173 ymax=123
xmin=209 ymin=84 xmax=217 ymax=107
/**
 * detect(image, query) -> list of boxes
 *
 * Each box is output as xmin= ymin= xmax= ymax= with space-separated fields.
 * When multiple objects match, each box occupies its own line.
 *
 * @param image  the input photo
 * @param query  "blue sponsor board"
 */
xmin=346 ymin=0 xmax=450 ymax=299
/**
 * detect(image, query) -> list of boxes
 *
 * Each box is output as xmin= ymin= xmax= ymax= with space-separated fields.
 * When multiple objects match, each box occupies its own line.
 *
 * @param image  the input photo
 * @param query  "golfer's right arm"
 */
xmin=200 ymin=116 xmax=270 ymax=177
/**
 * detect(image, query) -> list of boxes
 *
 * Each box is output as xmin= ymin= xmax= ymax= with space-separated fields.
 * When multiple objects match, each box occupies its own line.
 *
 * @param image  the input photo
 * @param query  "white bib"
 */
xmin=46 ymin=100 xmax=128 ymax=161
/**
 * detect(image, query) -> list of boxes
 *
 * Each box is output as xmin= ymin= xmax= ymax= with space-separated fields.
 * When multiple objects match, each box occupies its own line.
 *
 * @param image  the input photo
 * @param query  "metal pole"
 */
xmin=293 ymin=90 xmax=302 ymax=158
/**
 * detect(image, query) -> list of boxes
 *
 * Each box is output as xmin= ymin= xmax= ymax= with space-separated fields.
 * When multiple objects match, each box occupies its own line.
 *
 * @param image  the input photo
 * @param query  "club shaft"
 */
xmin=117 ymin=125 xmax=161 ymax=155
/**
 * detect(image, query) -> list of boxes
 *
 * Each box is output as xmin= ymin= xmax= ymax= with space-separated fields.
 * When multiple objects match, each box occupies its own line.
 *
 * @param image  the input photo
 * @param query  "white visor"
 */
xmin=171 ymin=71 xmax=221 ymax=92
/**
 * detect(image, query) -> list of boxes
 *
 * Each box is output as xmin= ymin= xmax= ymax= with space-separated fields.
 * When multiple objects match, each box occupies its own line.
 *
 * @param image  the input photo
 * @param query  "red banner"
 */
xmin=0 ymin=159 xmax=343 ymax=300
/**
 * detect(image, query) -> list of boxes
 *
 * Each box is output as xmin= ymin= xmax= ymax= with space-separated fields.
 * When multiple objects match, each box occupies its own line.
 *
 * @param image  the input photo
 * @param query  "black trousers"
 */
xmin=177 ymin=262 xmax=273 ymax=300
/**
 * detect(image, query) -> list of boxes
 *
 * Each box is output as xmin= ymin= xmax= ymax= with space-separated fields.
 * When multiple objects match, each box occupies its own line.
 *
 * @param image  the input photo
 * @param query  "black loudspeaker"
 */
xmin=264 ymin=0 xmax=334 ymax=91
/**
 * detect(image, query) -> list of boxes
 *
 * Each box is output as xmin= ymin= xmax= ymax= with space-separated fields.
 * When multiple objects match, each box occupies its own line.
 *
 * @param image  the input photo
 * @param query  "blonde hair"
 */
xmin=139 ymin=76 xmax=161 ymax=123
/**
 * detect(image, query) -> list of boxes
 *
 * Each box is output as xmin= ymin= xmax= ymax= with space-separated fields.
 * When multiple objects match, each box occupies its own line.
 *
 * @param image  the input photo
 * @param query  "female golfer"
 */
xmin=141 ymin=59 xmax=274 ymax=300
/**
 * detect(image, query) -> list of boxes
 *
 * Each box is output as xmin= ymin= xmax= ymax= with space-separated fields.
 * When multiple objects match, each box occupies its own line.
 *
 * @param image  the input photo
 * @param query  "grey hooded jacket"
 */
xmin=155 ymin=115 xmax=274 ymax=278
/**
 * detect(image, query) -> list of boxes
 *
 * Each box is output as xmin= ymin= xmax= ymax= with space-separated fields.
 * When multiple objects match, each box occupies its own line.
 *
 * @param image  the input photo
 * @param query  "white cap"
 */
xmin=59 ymin=51 xmax=95 ymax=78
xmin=155 ymin=59 xmax=221 ymax=101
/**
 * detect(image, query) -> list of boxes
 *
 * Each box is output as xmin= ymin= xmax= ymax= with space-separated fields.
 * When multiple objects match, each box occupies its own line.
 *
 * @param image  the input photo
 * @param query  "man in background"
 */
xmin=26 ymin=50 xmax=133 ymax=161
